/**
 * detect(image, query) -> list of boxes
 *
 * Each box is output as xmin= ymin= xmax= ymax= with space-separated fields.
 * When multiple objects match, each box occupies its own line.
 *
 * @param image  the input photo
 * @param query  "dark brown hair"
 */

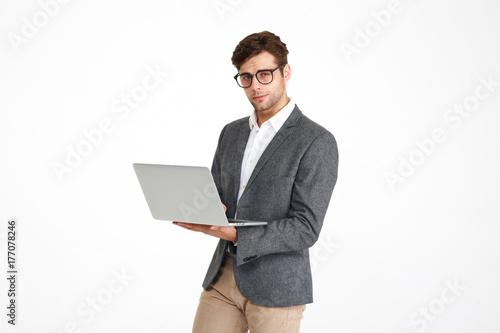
xmin=231 ymin=31 xmax=289 ymax=71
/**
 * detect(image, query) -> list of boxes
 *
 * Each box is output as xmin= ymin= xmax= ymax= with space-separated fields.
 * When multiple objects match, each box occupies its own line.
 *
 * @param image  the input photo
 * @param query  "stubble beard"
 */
xmin=250 ymin=81 xmax=286 ymax=113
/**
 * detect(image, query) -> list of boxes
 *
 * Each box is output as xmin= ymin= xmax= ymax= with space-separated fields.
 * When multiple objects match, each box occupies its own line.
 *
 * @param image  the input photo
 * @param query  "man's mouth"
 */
xmin=253 ymin=94 xmax=267 ymax=101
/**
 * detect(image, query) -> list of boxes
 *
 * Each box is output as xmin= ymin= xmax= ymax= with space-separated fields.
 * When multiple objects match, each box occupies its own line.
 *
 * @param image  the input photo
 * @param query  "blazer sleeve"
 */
xmin=235 ymin=132 xmax=339 ymax=266
xmin=210 ymin=124 xmax=227 ymax=201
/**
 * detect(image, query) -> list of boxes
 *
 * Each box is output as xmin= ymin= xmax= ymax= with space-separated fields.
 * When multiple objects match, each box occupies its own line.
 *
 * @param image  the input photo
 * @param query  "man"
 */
xmin=174 ymin=31 xmax=338 ymax=333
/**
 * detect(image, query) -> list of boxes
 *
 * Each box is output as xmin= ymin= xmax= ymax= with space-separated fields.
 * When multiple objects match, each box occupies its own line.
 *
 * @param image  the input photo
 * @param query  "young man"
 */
xmin=174 ymin=31 xmax=338 ymax=333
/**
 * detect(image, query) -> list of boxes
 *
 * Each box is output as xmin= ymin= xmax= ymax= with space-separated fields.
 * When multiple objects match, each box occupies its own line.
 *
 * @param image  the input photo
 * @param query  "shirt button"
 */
xmin=250 ymin=160 xmax=253 ymax=163
xmin=243 ymin=185 xmax=246 ymax=189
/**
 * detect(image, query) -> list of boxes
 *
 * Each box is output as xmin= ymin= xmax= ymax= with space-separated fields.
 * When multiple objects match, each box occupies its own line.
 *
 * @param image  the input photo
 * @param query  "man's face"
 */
xmin=238 ymin=51 xmax=290 ymax=114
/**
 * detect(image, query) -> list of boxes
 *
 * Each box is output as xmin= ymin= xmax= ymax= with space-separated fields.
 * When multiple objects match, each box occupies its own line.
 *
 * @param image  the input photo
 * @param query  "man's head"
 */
xmin=232 ymin=31 xmax=291 ymax=121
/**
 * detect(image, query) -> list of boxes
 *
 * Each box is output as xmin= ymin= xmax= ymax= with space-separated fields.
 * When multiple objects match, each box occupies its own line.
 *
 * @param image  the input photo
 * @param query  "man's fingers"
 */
xmin=173 ymin=222 xmax=236 ymax=242
xmin=174 ymin=222 xmax=216 ymax=233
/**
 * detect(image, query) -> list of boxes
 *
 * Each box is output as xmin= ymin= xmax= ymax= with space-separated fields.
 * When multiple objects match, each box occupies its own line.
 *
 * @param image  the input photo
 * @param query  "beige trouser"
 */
xmin=192 ymin=252 xmax=306 ymax=333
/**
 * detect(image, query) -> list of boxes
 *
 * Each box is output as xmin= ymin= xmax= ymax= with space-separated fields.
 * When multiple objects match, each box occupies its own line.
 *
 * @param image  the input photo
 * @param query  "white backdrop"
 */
xmin=1 ymin=0 xmax=499 ymax=332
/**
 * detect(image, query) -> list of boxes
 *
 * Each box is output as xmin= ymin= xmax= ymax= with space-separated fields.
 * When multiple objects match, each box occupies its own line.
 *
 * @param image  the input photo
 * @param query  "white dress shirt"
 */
xmin=236 ymin=98 xmax=295 ymax=206
xmin=229 ymin=98 xmax=295 ymax=248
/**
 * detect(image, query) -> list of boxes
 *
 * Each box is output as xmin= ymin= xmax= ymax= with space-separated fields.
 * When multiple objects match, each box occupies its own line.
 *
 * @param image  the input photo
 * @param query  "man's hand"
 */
xmin=172 ymin=204 xmax=238 ymax=243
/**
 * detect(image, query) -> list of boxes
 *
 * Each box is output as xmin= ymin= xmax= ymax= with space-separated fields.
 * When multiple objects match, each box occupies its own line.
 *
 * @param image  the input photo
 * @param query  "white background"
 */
xmin=1 ymin=0 xmax=500 ymax=332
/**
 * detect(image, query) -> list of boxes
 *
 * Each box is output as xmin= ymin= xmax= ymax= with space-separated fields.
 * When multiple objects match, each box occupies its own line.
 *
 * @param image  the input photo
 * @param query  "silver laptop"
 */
xmin=133 ymin=163 xmax=268 ymax=227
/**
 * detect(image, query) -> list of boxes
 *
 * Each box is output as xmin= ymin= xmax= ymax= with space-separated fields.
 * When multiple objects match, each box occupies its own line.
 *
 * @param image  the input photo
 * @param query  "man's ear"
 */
xmin=283 ymin=64 xmax=291 ymax=84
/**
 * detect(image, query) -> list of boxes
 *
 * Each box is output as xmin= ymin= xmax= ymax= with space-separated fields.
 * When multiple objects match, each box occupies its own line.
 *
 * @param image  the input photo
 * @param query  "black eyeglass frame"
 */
xmin=233 ymin=64 xmax=286 ymax=88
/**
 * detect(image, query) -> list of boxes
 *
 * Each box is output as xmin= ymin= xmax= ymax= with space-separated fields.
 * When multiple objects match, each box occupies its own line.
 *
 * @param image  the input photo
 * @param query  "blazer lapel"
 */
xmin=243 ymin=106 xmax=302 ymax=193
xmin=228 ymin=120 xmax=251 ymax=204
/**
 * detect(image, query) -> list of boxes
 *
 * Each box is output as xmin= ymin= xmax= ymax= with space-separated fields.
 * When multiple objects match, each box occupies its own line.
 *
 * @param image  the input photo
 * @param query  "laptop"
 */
xmin=133 ymin=163 xmax=268 ymax=227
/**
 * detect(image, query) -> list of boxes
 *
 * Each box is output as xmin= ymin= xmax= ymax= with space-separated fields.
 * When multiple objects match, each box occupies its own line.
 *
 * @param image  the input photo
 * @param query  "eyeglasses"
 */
xmin=234 ymin=64 xmax=286 ymax=88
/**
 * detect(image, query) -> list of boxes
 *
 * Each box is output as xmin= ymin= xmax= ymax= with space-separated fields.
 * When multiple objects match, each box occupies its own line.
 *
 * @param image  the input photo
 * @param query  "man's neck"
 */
xmin=256 ymin=96 xmax=290 ymax=127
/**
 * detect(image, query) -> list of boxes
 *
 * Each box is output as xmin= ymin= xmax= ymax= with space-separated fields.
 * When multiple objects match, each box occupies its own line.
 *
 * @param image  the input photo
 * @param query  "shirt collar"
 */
xmin=248 ymin=98 xmax=295 ymax=132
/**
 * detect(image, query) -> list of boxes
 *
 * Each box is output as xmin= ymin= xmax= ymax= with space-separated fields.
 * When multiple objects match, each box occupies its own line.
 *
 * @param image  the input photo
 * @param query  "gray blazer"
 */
xmin=202 ymin=105 xmax=338 ymax=307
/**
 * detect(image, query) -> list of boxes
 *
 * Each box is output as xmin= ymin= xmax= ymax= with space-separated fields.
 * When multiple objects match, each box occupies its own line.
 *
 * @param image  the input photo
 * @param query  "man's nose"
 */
xmin=249 ymin=76 xmax=263 ymax=90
